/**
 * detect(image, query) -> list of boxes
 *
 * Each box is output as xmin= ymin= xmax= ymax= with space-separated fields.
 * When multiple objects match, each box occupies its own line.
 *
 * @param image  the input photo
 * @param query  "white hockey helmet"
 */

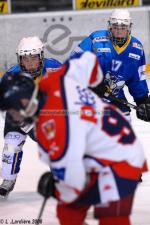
xmin=16 ymin=36 xmax=44 ymax=78
xmin=108 ymin=9 xmax=132 ymax=45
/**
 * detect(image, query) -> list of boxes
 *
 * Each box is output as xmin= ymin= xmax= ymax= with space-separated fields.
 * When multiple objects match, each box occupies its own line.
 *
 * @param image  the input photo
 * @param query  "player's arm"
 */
xmin=66 ymin=52 xmax=103 ymax=88
xmin=48 ymin=58 xmax=62 ymax=69
xmin=1 ymin=65 xmax=21 ymax=82
xmin=44 ymin=58 xmax=62 ymax=75
xmin=70 ymin=35 xmax=93 ymax=58
xmin=37 ymin=144 xmax=87 ymax=204
xmin=127 ymin=50 xmax=150 ymax=121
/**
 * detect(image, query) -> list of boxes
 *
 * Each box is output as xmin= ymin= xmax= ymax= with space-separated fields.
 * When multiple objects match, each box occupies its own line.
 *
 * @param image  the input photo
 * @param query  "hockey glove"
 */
xmin=136 ymin=96 xmax=150 ymax=122
xmin=89 ymin=82 xmax=106 ymax=98
xmin=37 ymin=172 xmax=55 ymax=198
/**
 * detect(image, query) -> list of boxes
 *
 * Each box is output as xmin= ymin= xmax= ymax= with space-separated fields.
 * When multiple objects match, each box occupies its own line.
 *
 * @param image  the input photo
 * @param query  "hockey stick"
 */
xmin=98 ymin=85 xmax=138 ymax=110
xmin=90 ymin=85 xmax=138 ymax=110
xmin=107 ymin=94 xmax=138 ymax=110
xmin=36 ymin=197 xmax=47 ymax=224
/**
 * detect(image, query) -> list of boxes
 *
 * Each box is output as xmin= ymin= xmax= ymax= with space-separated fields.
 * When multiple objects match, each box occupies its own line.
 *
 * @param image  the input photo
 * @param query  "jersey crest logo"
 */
xmin=75 ymin=85 xmax=96 ymax=106
xmin=42 ymin=119 xmax=56 ymax=140
xmin=103 ymin=72 xmax=125 ymax=97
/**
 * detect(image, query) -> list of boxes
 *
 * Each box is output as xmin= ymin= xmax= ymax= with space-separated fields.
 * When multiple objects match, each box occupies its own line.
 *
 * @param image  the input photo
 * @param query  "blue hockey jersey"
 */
xmin=3 ymin=58 xmax=61 ymax=78
xmin=71 ymin=30 xmax=149 ymax=112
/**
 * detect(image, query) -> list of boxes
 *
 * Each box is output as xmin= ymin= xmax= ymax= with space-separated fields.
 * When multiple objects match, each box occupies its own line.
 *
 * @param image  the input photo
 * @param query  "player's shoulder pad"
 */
xmin=3 ymin=64 xmax=21 ymax=77
xmin=131 ymin=36 xmax=144 ymax=51
xmin=66 ymin=51 xmax=103 ymax=87
xmin=43 ymin=58 xmax=62 ymax=68
xmin=68 ymin=51 xmax=96 ymax=62
xmin=68 ymin=51 xmax=84 ymax=60
xmin=90 ymin=29 xmax=109 ymax=43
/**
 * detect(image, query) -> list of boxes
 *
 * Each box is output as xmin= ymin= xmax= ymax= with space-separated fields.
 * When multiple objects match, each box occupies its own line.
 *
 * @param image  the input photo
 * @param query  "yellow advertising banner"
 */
xmin=74 ymin=0 xmax=142 ymax=10
xmin=0 ymin=0 xmax=9 ymax=14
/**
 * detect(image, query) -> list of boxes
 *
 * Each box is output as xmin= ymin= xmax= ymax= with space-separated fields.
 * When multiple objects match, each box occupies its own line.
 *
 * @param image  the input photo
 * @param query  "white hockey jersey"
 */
xmin=36 ymin=52 xmax=147 ymax=205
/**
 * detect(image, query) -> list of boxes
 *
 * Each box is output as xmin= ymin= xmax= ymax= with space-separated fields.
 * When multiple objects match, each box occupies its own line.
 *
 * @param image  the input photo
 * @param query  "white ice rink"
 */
xmin=0 ymin=88 xmax=150 ymax=225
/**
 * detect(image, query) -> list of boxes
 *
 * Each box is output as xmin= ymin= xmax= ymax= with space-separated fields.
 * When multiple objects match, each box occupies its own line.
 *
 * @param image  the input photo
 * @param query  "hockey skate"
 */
xmin=0 ymin=179 xmax=16 ymax=198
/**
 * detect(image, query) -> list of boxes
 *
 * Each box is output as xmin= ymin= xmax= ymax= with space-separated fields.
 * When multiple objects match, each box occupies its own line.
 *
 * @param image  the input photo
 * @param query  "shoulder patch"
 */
xmin=96 ymin=48 xmax=111 ymax=53
xmin=132 ymin=42 xmax=143 ymax=50
xmin=42 ymin=119 xmax=56 ymax=140
xmin=46 ymin=67 xmax=59 ymax=72
xmin=129 ymin=53 xmax=140 ymax=60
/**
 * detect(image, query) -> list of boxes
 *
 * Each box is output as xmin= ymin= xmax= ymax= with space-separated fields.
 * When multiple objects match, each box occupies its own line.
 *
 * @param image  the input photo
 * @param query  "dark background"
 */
xmin=11 ymin=0 xmax=150 ymax=13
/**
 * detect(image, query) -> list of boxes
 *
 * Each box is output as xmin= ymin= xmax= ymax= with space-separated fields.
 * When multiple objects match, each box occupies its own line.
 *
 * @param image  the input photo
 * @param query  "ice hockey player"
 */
xmin=71 ymin=9 xmax=150 ymax=122
xmin=0 ymin=52 xmax=148 ymax=225
xmin=0 ymin=36 xmax=61 ymax=197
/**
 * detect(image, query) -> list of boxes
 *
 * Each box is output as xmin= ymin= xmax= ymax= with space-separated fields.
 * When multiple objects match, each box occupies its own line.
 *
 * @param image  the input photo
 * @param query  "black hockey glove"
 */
xmin=136 ymin=96 xmax=150 ymax=122
xmin=89 ymin=82 xmax=106 ymax=98
xmin=37 ymin=172 xmax=55 ymax=198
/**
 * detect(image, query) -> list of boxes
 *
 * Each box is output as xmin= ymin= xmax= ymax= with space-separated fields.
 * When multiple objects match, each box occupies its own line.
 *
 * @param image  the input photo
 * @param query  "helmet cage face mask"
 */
xmin=108 ymin=11 xmax=132 ymax=46
xmin=16 ymin=37 xmax=44 ymax=79
xmin=18 ymin=53 xmax=44 ymax=79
